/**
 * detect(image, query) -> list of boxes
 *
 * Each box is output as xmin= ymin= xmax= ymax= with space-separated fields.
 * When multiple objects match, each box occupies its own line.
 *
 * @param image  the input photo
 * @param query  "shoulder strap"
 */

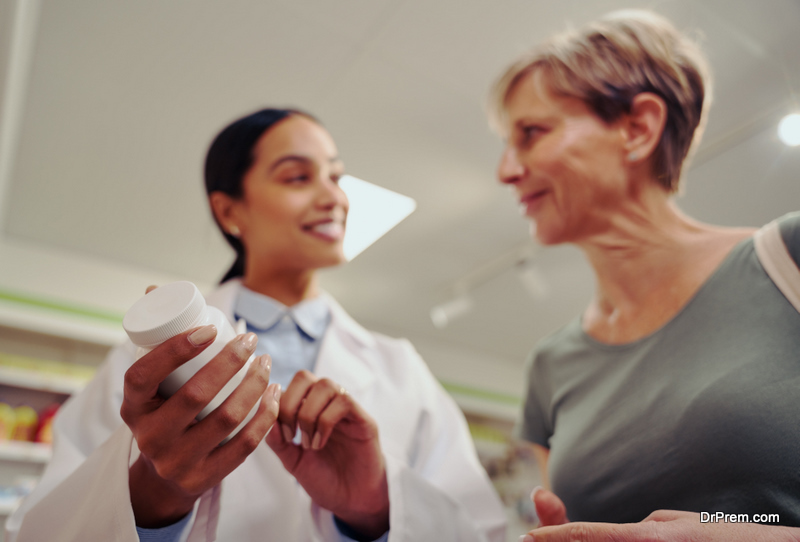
xmin=753 ymin=219 xmax=800 ymax=313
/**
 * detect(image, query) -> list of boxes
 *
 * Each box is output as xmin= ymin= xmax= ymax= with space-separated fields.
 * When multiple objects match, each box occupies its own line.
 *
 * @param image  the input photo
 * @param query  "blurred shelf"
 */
xmin=0 ymin=298 xmax=125 ymax=348
xmin=0 ymin=367 xmax=83 ymax=395
xmin=0 ymin=441 xmax=51 ymax=463
xmin=0 ymin=352 xmax=94 ymax=395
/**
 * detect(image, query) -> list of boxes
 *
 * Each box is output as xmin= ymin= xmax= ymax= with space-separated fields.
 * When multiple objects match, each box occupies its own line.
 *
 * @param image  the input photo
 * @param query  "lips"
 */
xmin=519 ymin=189 xmax=549 ymax=215
xmin=303 ymin=219 xmax=345 ymax=241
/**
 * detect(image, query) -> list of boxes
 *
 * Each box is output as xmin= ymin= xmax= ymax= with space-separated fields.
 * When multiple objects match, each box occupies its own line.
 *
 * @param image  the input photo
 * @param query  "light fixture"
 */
xmin=430 ymin=294 xmax=474 ymax=329
xmin=516 ymin=260 xmax=548 ymax=299
xmin=338 ymin=175 xmax=417 ymax=260
xmin=430 ymin=242 xmax=544 ymax=328
xmin=777 ymin=113 xmax=800 ymax=147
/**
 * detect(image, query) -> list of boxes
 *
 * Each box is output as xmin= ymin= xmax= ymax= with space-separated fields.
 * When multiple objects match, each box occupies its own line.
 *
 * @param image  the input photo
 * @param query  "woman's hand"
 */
xmin=532 ymin=487 xmax=569 ymax=527
xmin=521 ymin=510 xmax=800 ymax=541
xmin=265 ymin=370 xmax=389 ymax=541
xmin=121 ymin=325 xmax=281 ymax=528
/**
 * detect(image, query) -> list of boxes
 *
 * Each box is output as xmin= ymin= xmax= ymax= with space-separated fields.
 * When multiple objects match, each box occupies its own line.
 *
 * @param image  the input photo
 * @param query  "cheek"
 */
xmin=556 ymin=127 xmax=621 ymax=190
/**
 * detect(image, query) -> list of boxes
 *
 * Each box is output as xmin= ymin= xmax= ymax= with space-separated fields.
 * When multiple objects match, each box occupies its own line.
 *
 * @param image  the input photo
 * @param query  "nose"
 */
xmin=497 ymin=146 xmax=525 ymax=185
xmin=317 ymin=174 xmax=349 ymax=212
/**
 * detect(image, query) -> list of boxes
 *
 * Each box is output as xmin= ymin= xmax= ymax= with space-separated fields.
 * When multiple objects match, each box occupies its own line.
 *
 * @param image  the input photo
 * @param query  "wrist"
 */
xmin=129 ymin=455 xmax=198 ymax=528
xmin=333 ymin=478 xmax=390 ymax=542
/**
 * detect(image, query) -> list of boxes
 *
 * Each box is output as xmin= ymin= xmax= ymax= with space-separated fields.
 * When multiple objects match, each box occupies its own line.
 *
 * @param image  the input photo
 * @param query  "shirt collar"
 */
xmin=234 ymin=286 xmax=330 ymax=340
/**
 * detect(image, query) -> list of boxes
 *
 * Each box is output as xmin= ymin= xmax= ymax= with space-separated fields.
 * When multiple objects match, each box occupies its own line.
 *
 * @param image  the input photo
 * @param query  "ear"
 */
xmin=622 ymin=92 xmax=667 ymax=164
xmin=208 ymin=191 xmax=241 ymax=237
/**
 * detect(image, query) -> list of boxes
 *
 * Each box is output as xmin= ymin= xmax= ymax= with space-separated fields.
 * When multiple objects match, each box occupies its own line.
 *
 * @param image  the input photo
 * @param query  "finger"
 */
xmin=265 ymin=403 xmax=303 ymax=474
xmin=157 ymin=333 xmax=258 ymax=428
xmin=642 ymin=509 xmax=696 ymax=522
xmin=309 ymin=392 xmax=349 ymax=450
xmin=530 ymin=521 xmax=651 ymax=542
xmin=278 ymin=370 xmax=317 ymax=444
xmin=186 ymin=353 xmax=272 ymax=449
xmin=145 ymin=284 xmax=159 ymax=294
xmin=533 ymin=487 xmax=569 ymax=526
xmin=310 ymin=390 xmax=375 ymax=450
xmin=211 ymin=382 xmax=282 ymax=467
xmin=121 ymin=325 xmax=218 ymax=421
xmin=296 ymin=379 xmax=342 ymax=450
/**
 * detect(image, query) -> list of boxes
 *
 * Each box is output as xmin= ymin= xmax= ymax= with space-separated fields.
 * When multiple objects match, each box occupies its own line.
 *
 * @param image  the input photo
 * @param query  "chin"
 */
xmin=313 ymin=251 xmax=347 ymax=269
xmin=530 ymin=220 xmax=567 ymax=246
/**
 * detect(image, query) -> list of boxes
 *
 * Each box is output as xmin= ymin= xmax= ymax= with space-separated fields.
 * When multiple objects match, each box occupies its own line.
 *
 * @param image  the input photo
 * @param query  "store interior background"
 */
xmin=0 ymin=0 xmax=798 ymax=539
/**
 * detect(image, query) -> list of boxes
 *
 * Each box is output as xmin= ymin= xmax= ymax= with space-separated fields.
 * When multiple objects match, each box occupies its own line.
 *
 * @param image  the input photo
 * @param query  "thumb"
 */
xmin=265 ymin=421 xmax=301 ymax=472
xmin=532 ymin=487 xmax=569 ymax=526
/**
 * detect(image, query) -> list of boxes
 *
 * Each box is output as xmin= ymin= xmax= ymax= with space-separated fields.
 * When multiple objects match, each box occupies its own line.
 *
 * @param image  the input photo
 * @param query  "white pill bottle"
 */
xmin=123 ymin=281 xmax=256 ymax=439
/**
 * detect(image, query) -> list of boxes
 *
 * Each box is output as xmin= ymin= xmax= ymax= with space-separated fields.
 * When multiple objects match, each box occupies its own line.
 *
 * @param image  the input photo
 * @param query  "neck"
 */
xmin=570 ymin=180 xmax=754 ymax=344
xmin=578 ymin=196 xmax=711 ymax=314
xmin=242 ymin=265 xmax=320 ymax=307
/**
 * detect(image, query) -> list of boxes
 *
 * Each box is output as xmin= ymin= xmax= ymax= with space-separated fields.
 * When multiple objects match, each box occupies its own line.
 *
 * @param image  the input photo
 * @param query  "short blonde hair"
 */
xmin=490 ymin=10 xmax=711 ymax=192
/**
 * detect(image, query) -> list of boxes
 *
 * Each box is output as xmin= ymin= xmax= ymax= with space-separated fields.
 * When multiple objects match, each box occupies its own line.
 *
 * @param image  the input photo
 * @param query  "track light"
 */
xmin=516 ymin=261 xmax=548 ymax=299
xmin=430 ymin=295 xmax=474 ymax=329
xmin=429 ymin=242 xmax=545 ymax=328
xmin=778 ymin=113 xmax=800 ymax=147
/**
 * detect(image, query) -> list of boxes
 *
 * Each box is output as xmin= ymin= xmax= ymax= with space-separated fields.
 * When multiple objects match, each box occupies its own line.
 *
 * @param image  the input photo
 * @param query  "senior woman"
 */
xmin=491 ymin=10 xmax=800 ymax=542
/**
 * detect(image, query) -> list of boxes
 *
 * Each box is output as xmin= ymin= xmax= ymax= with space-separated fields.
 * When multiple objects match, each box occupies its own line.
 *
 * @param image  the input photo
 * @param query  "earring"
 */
xmin=627 ymin=151 xmax=639 ymax=162
xmin=228 ymin=225 xmax=240 ymax=238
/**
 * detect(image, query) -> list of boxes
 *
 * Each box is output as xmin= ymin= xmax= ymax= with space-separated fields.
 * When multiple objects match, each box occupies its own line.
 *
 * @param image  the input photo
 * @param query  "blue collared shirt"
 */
xmin=234 ymin=286 xmax=330 ymax=390
xmin=136 ymin=287 xmax=388 ymax=542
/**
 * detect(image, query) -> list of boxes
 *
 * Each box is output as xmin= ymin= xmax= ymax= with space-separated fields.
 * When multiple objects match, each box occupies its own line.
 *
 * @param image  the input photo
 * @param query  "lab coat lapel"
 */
xmin=313 ymin=292 xmax=377 ymax=397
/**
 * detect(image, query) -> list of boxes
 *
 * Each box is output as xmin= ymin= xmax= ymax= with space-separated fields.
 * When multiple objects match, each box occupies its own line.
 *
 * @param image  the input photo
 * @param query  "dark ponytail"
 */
xmin=204 ymin=108 xmax=315 ymax=283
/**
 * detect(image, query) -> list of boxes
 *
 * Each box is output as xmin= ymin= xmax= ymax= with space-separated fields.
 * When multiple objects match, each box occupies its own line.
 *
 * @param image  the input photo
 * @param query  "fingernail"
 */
xmin=301 ymin=431 xmax=310 ymax=450
xmin=311 ymin=431 xmax=321 ymax=450
xmin=259 ymin=354 xmax=271 ymax=372
xmin=530 ymin=485 xmax=543 ymax=502
xmin=234 ymin=332 xmax=258 ymax=356
xmin=281 ymin=424 xmax=294 ymax=443
xmin=188 ymin=325 xmax=216 ymax=346
xmin=271 ymin=383 xmax=282 ymax=402
xmin=519 ymin=535 xmax=534 ymax=542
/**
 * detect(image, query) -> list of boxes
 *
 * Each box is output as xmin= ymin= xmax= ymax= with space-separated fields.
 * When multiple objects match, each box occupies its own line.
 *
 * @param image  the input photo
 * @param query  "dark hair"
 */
xmin=204 ymin=107 xmax=316 ymax=283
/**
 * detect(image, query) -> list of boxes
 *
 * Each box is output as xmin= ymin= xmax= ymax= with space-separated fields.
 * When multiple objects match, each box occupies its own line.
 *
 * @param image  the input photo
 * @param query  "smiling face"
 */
xmin=497 ymin=70 xmax=631 ymax=245
xmin=226 ymin=114 xmax=348 ymax=273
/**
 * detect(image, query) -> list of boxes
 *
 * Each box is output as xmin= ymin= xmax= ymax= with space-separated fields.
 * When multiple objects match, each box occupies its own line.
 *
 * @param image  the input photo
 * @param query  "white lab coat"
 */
xmin=6 ymin=280 xmax=507 ymax=542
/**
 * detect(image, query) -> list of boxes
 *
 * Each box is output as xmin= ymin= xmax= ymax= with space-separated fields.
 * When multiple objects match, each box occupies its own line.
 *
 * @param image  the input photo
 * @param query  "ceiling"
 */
xmin=1 ymin=0 xmax=798 ymax=402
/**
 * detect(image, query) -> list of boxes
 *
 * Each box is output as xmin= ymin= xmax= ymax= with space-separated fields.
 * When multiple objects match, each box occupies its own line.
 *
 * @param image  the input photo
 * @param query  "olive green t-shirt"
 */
xmin=518 ymin=212 xmax=800 ymax=526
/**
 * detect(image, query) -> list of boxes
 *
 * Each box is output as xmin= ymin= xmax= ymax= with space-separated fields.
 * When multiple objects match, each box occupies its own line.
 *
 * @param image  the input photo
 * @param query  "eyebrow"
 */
xmin=268 ymin=155 xmax=343 ymax=173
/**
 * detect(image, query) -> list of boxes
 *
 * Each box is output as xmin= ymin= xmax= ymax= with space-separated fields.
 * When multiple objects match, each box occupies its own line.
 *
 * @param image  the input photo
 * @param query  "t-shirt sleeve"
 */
xmin=514 ymin=350 xmax=553 ymax=448
xmin=777 ymin=210 xmax=800 ymax=266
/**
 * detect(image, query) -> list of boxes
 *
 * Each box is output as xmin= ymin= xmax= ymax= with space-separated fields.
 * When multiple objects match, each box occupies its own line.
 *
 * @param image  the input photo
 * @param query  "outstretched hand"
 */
xmin=265 ymin=370 xmax=389 ymax=541
xmin=522 ymin=509 xmax=799 ymax=541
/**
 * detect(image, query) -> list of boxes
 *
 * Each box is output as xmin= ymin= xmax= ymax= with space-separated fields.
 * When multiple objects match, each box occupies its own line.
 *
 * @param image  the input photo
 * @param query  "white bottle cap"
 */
xmin=123 ymin=281 xmax=206 ymax=347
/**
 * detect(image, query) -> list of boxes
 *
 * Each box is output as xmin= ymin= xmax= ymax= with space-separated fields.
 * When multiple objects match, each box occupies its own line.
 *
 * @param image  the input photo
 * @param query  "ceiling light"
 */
xmin=338 ymin=175 xmax=416 ymax=260
xmin=777 ymin=113 xmax=800 ymax=147
xmin=516 ymin=261 xmax=548 ymax=299
xmin=430 ymin=294 xmax=474 ymax=329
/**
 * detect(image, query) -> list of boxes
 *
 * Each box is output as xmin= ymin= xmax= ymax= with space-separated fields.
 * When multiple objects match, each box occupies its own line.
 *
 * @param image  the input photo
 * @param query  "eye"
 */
xmin=519 ymin=125 xmax=544 ymax=145
xmin=285 ymin=174 xmax=310 ymax=184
